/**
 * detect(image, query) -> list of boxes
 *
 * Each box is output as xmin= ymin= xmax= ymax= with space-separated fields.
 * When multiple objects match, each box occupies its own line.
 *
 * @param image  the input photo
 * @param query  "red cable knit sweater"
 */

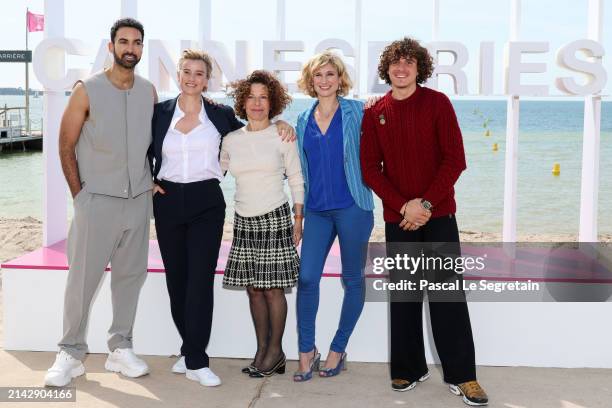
xmin=360 ymin=85 xmax=466 ymax=222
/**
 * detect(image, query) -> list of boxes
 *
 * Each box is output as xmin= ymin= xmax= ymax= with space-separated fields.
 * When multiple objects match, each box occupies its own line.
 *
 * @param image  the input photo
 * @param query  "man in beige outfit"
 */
xmin=45 ymin=18 xmax=158 ymax=387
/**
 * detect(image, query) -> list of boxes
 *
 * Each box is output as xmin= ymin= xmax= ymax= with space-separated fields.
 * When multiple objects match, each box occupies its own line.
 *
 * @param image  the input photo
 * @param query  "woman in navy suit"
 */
xmin=149 ymin=49 xmax=294 ymax=387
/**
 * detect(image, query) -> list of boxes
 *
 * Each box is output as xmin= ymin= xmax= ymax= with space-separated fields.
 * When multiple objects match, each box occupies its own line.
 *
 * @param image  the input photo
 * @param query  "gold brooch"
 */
xmin=379 ymin=114 xmax=386 ymax=125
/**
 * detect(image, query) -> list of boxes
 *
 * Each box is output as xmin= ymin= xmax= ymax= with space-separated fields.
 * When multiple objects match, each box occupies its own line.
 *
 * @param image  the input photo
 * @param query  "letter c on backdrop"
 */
xmin=33 ymin=38 xmax=91 ymax=91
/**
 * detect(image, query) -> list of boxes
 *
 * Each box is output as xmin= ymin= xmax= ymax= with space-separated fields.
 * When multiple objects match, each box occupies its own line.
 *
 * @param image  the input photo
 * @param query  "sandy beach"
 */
xmin=3 ymin=216 xmax=612 ymax=265
xmin=5 ymin=216 xmax=612 ymax=264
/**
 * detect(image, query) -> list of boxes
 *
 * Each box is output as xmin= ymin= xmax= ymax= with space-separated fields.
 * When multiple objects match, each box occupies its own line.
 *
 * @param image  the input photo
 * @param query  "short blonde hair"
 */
xmin=177 ymin=48 xmax=213 ymax=80
xmin=297 ymin=51 xmax=353 ymax=97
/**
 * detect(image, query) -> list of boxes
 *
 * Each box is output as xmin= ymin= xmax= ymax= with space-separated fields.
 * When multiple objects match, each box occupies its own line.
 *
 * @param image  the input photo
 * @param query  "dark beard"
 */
xmin=113 ymin=50 xmax=140 ymax=69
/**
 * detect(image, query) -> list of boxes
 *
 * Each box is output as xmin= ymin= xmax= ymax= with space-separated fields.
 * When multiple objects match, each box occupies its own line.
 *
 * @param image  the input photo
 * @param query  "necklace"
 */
xmin=315 ymin=101 xmax=339 ymax=120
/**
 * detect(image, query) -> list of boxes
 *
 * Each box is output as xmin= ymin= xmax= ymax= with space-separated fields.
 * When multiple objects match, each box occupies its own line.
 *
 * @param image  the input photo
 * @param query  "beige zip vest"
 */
xmin=76 ymin=71 xmax=154 ymax=198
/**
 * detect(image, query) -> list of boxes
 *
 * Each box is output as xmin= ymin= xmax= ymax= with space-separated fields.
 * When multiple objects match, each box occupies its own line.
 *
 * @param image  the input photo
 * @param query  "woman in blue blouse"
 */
xmin=293 ymin=51 xmax=374 ymax=381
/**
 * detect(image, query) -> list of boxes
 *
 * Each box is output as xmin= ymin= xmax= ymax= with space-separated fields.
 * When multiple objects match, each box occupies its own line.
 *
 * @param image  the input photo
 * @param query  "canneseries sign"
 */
xmin=33 ymin=37 xmax=607 ymax=96
xmin=32 ymin=0 xmax=607 ymax=247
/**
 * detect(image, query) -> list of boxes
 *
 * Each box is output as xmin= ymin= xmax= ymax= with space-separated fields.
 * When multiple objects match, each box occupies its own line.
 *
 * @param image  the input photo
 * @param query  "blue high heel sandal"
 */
xmin=319 ymin=352 xmax=347 ymax=378
xmin=293 ymin=348 xmax=321 ymax=382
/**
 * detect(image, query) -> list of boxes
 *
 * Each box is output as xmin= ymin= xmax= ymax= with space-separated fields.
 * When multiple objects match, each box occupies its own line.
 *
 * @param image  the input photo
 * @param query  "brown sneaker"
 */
xmin=449 ymin=380 xmax=488 ymax=406
xmin=391 ymin=372 xmax=430 ymax=392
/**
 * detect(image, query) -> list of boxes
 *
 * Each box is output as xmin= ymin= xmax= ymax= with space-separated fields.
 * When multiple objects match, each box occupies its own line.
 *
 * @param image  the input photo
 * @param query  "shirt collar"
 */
xmin=171 ymin=95 xmax=207 ymax=129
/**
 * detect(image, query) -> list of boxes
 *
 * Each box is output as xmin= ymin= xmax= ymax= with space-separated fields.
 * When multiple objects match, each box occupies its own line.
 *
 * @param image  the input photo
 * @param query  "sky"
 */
xmin=0 ymin=0 xmax=611 ymax=97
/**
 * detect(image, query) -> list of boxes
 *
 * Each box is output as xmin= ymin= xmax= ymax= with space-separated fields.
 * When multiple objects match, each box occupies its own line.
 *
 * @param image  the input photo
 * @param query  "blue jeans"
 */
xmin=297 ymin=204 xmax=374 ymax=353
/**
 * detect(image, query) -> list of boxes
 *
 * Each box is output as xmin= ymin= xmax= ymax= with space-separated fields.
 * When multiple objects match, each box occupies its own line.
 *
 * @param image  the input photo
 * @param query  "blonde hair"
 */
xmin=177 ymin=48 xmax=213 ymax=80
xmin=297 ymin=51 xmax=353 ymax=97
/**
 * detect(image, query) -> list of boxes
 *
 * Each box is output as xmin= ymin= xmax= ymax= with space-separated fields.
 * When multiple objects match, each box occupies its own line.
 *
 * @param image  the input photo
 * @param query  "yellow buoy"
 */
xmin=485 ymin=129 xmax=491 ymax=137
xmin=552 ymin=163 xmax=560 ymax=176
xmin=492 ymin=143 xmax=498 ymax=151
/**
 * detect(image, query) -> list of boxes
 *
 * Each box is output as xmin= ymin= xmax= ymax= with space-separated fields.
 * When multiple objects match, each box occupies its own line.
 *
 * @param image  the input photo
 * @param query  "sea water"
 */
xmin=1 ymin=94 xmax=611 ymax=235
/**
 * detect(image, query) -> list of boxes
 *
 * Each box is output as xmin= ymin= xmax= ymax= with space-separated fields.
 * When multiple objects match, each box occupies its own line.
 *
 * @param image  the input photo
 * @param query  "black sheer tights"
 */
xmin=246 ymin=287 xmax=287 ymax=371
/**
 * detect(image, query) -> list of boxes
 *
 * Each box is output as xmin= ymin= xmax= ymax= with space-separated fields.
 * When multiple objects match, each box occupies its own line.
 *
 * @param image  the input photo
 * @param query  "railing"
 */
xmin=0 ymin=106 xmax=42 ymax=136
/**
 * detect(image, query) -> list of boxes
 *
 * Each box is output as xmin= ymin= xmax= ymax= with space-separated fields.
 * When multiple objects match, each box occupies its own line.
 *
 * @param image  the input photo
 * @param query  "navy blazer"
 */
xmin=149 ymin=96 xmax=244 ymax=181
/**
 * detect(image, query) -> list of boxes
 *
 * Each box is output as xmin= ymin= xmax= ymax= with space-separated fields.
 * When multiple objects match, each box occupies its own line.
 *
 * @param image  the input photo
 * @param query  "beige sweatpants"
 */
xmin=58 ymin=188 xmax=152 ymax=360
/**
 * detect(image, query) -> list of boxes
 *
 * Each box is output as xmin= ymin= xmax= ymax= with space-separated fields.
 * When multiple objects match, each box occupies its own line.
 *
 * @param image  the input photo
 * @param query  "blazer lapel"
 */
xmin=202 ymin=96 xmax=229 ymax=137
xmin=297 ymin=101 xmax=317 ymax=149
xmin=155 ymin=97 xmax=178 ymax=160
xmin=301 ymin=101 xmax=317 ymax=130
xmin=339 ymin=97 xmax=352 ymax=158
xmin=202 ymin=96 xmax=215 ymax=121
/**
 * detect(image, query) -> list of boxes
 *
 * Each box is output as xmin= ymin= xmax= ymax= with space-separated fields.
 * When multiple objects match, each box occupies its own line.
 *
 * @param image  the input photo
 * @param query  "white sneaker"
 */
xmin=186 ymin=367 xmax=221 ymax=387
xmin=172 ymin=356 xmax=186 ymax=374
xmin=105 ymin=348 xmax=149 ymax=378
xmin=44 ymin=351 xmax=85 ymax=387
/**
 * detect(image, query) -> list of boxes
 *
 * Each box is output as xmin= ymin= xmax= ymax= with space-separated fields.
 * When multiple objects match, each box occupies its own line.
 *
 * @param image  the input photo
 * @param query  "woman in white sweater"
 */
xmin=221 ymin=70 xmax=304 ymax=378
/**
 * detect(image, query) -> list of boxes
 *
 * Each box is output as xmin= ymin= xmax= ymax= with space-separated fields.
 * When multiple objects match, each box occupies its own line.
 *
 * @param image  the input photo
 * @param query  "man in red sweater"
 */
xmin=360 ymin=38 xmax=488 ymax=406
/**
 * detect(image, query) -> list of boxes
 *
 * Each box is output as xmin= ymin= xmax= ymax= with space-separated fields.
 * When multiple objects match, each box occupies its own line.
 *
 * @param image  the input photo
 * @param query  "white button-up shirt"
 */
xmin=158 ymin=97 xmax=223 ymax=183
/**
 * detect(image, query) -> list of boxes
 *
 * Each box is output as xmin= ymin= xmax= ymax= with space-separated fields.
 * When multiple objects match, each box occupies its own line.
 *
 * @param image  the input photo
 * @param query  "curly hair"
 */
xmin=227 ymin=70 xmax=292 ymax=120
xmin=297 ymin=51 xmax=353 ymax=97
xmin=378 ymin=37 xmax=434 ymax=85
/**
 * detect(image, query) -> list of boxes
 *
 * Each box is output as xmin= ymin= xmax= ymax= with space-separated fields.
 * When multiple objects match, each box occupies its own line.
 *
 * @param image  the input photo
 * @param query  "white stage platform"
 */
xmin=2 ymin=240 xmax=612 ymax=368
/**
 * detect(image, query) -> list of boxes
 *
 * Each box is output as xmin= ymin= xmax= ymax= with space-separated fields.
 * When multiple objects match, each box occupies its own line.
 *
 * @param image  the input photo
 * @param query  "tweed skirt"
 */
xmin=223 ymin=202 xmax=299 ymax=289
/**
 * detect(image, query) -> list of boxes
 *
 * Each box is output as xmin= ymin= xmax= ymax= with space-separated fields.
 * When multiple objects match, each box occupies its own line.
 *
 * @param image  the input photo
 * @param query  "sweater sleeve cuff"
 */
xmin=290 ymin=189 xmax=304 ymax=206
xmin=423 ymin=188 xmax=451 ymax=209
xmin=389 ymin=194 xmax=407 ymax=215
